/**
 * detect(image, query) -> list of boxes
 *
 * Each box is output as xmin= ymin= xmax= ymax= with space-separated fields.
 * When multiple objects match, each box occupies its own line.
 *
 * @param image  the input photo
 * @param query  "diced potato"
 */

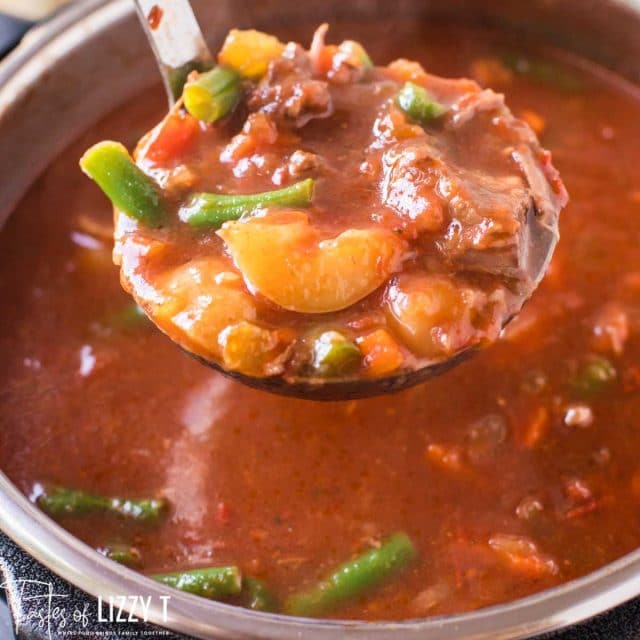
xmin=218 ymin=211 xmax=406 ymax=313
xmin=386 ymin=273 xmax=476 ymax=358
xmin=154 ymin=257 xmax=256 ymax=359
xmin=219 ymin=29 xmax=285 ymax=79
xmin=219 ymin=321 xmax=287 ymax=377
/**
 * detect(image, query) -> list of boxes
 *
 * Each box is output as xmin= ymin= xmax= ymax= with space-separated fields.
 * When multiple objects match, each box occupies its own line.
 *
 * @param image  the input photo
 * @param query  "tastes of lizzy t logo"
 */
xmin=1 ymin=578 xmax=171 ymax=639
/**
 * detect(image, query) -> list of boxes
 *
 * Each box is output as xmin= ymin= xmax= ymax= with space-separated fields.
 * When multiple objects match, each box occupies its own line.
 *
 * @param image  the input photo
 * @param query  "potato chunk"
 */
xmin=219 ymin=321 xmax=289 ymax=377
xmin=218 ymin=211 xmax=406 ymax=313
xmin=219 ymin=29 xmax=285 ymax=79
xmin=386 ymin=273 xmax=500 ymax=359
xmin=154 ymin=258 xmax=257 ymax=360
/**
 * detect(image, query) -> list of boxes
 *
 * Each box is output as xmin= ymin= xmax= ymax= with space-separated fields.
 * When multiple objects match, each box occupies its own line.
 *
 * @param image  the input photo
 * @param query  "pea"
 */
xmin=572 ymin=356 xmax=617 ymax=396
xmin=311 ymin=331 xmax=361 ymax=377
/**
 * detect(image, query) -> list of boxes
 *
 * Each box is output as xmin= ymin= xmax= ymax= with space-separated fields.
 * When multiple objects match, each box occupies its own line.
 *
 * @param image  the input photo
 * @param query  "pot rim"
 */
xmin=1 ymin=1 xmax=640 ymax=638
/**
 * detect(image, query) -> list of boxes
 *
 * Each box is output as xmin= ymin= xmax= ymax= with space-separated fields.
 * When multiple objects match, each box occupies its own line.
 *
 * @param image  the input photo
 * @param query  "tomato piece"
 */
xmin=146 ymin=113 xmax=200 ymax=164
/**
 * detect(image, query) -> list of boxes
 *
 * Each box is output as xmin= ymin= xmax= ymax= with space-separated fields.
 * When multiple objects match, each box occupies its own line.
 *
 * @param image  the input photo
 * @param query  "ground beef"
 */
xmin=248 ymin=43 xmax=334 ymax=128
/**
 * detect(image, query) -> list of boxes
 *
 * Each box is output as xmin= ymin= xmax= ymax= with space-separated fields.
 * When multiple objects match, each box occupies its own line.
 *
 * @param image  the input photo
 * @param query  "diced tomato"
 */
xmin=146 ymin=113 xmax=200 ymax=164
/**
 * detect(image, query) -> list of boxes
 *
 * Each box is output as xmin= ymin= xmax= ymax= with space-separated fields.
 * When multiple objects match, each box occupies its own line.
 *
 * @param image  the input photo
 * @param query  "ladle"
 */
xmin=133 ymin=0 xmax=559 ymax=400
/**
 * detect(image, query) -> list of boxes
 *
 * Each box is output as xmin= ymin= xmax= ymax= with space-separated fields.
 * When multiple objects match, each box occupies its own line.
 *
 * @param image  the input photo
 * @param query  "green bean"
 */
xmin=183 ymin=66 xmax=242 ymax=123
xmin=179 ymin=178 xmax=315 ymax=228
xmin=80 ymin=142 xmax=165 ymax=227
xmin=285 ymin=532 xmax=416 ymax=617
xmin=37 ymin=486 xmax=168 ymax=524
xmin=240 ymin=577 xmax=278 ymax=612
xmin=311 ymin=331 xmax=361 ymax=376
xmin=572 ymin=356 xmax=617 ymax=396
xmin=396 ymin=82 xmax=447 ymax=124
xmin=167 ymin=60 xmax=213 ymax=103
xmin=152 ymin=567 xmax=242 ymax=600
xmin=340 ymin=40 xmax=373 ymax=69
xmin=503 ymin=53 xmax=583 ymax=92
xmin=99 ymin=544 xmax=141 ymax=568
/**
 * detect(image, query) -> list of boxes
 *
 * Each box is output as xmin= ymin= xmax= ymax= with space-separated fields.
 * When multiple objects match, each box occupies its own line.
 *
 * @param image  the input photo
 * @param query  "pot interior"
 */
xmin=1 ymin=1 xmax=640 ymax=639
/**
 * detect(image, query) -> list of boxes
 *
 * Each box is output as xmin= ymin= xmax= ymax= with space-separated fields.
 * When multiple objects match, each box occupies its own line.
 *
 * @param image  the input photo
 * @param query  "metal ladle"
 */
xmin=133 ymin=0 xmax=214 ymax=105
xmin=132 ymin=0 xmax=560 ymax=400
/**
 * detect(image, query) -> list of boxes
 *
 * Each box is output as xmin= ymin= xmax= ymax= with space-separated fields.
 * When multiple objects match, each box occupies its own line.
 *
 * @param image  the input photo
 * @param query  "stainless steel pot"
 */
xmin=1 ymin=1 xmax=640 ymax=638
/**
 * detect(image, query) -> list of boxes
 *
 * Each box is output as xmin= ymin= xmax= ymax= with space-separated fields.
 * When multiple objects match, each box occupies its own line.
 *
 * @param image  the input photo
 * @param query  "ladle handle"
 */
xmin=133 ymin=0 xmax=214 ymax=105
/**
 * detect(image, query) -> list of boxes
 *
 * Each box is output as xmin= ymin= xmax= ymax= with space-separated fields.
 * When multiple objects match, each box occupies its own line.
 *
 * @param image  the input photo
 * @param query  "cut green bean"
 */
xmin=153 ymin=567 xmax=242 ymax=600
xmin=183 ymin=66 xmax=242 ymax=123
xmin=285 ymin=532 xmax=416 ymax=617
xmin=311 ymin=331 xmax=361 ymax=377
xmin=99 ymin=544 xmax=142 ymax=568
xmin=179 ymin=178 xmax=315 ymax=228
xmin=241 ymin=577 xmax=278 ymax=612
xmin=80 ymin=142 xmax=165 ymax=227
xmin=340 ymin=40 xmax=373 ymax=69
xmin=37 ymin=486 xmax=168 ymax=523
xmin=396 ymin=82 xmax=447 ymax=124
xmin=572 ymin=356 xmax=617 ymax=396
xmin=167 ymin=60 xmax=214 ymax=103
xmin=503 ymin=53 xmax=583 ymax=92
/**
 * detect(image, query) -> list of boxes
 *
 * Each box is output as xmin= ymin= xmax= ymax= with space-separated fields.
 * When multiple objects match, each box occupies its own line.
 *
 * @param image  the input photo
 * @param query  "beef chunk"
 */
xmin=375 ymin=81 xmax=567 ymax=288
xmin=248 ymin=43 xmax=334 ymax=128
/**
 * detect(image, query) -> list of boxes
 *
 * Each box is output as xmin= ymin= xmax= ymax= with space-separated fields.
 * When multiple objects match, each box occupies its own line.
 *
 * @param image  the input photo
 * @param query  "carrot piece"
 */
xmin=470 ymin=57 xmax=514 ymax=86
xmin=316 ymin=44 xmax=339 ymax=76
xmin=520 ymin=109 xmax=546 ymax=135
xmin=522 ymin=406 xmax=549 ymax=449
xmin=146 ymin=113 xmax=200 ymax=164
xmin=356 ymin=329 xmax=404 ymax=377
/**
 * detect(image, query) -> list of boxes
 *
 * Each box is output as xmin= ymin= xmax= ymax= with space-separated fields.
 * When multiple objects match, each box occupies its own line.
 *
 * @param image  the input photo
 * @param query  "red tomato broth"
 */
xmin=1 ymin=22 xmax=640 ymax=621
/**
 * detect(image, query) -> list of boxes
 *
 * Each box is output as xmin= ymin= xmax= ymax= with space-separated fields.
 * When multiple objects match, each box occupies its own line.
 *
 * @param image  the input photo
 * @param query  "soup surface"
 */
xmin=1 ymin=21 xmax=640 ymax=621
